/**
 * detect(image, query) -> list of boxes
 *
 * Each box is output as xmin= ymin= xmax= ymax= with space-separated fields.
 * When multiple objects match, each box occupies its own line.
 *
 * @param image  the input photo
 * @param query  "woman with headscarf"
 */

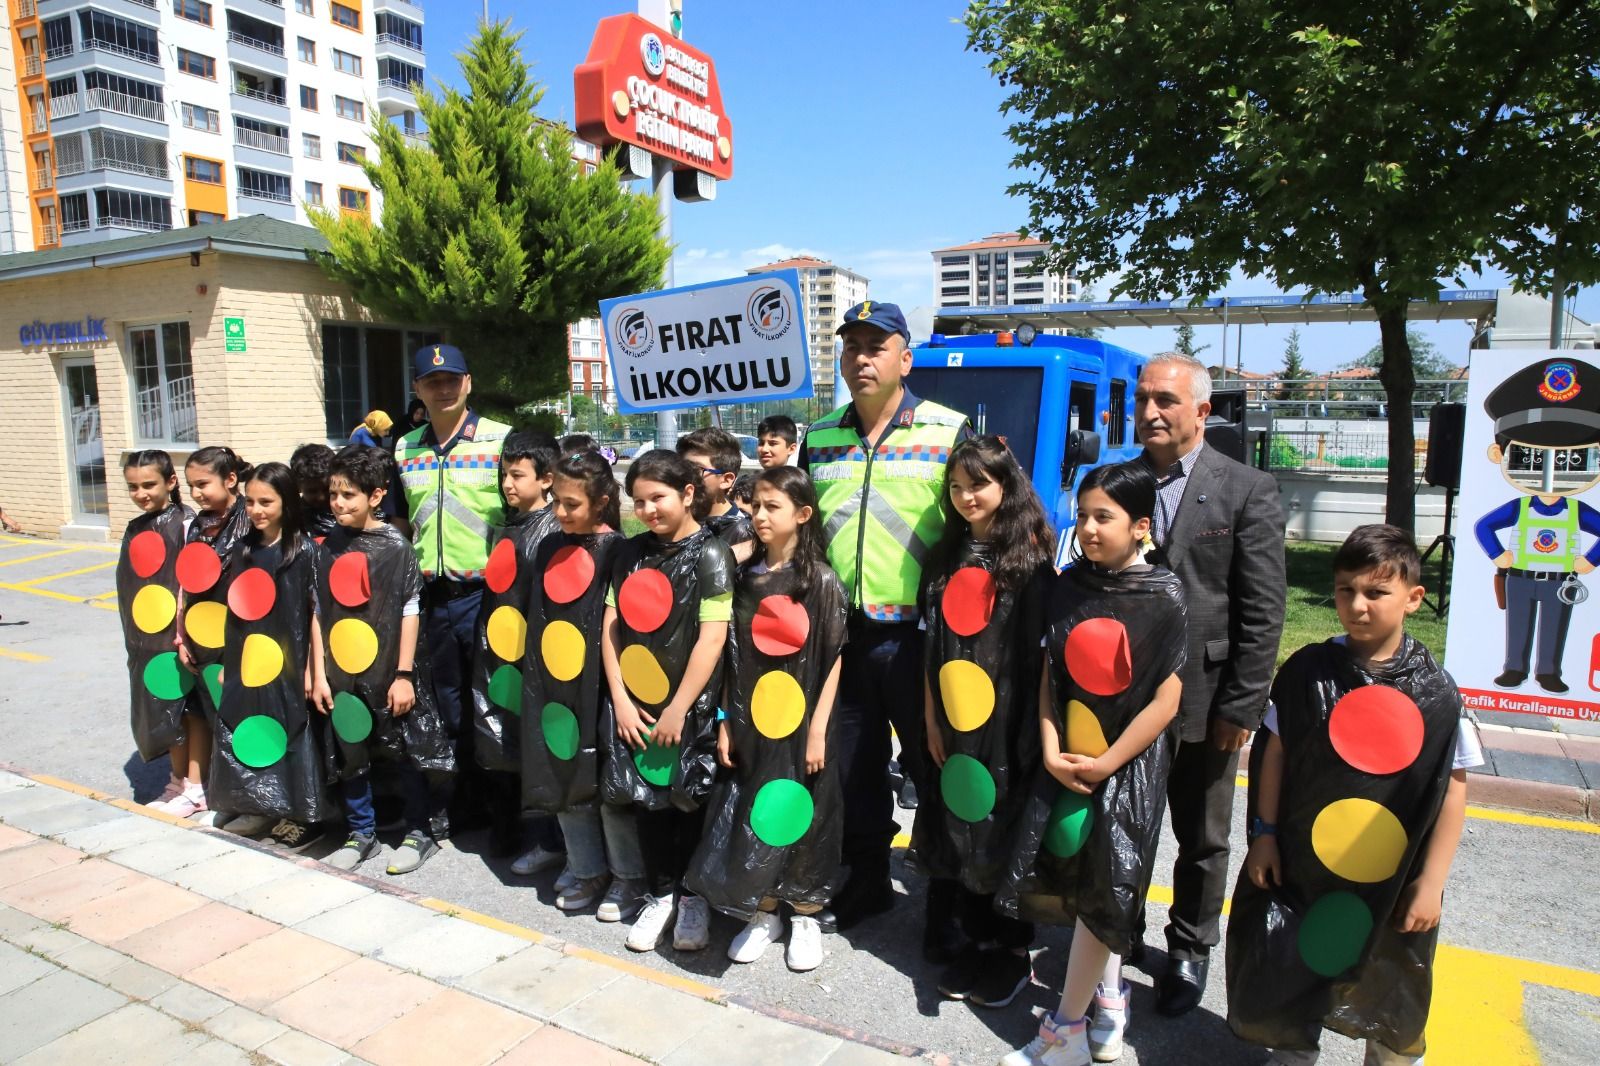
xmin=350 ymin=410 xmax=394 ymax=450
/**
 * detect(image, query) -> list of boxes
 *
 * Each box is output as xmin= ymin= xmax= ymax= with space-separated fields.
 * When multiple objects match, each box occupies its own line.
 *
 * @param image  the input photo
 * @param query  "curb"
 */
xmin=1460 ymin=774 xmax=1593 ymax=821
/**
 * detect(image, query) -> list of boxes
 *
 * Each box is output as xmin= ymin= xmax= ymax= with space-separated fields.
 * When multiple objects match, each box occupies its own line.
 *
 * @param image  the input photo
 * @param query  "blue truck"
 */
xmin=908 ymin=330 xmax=1149 ymax=566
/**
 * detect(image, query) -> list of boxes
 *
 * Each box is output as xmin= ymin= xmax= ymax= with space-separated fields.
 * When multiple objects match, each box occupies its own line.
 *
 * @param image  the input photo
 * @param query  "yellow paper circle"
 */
xmin=329 ymin=618 xmax=379 ymax=675
xmin=1311 ymin=798 xmax=1409 ymax=884
xmin=541 ymin=620 xmax=586 ymax=682
xmin=751 ymin=670 xmax=807 ymax=740
xmin=938 ymin=660 xmax=996 ymax=732
xmin=130 ymin=584 xmax=177 ymax=635
xmin=486 ymin=605 xmax=527 ymax=663
xmin=1065 ymin=700 xmax=1110 ymax=757
xmin=619 ymin=644 xmax=670 ymax=706
xmin=239 ymin=632 xmax=285 ymax=688
xmin=185 ymin=600 xmax=227 ymax=650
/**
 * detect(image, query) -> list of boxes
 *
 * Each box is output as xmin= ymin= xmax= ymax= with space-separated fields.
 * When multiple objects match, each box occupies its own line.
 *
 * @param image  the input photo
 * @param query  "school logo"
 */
xmin=640 ymin=32 xmax=666 ymax=77
xmin=614 ymin=307 xmax=655 ymax=359
xmin=746 ymin=285 xmax=793 ymax=342
xmin=431 ymin=346 xmax=445 ymax=366
xmin=1533 ymin=529 xmax=1561 ymax=553
xmin=1539 ymin=361 xmax=1581 ymax=403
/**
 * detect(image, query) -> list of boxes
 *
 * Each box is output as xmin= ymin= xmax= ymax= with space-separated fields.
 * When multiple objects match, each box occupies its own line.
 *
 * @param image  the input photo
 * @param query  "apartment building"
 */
xmin=3 ymin=0 xmax=425 ymax=251
xmin=569 ymin=314 xmax=609 ymax=400
xmin=744 ymin=254 xmax=868 ymax=397
xmin=931 ymin=232 xmax=1079 ymax=308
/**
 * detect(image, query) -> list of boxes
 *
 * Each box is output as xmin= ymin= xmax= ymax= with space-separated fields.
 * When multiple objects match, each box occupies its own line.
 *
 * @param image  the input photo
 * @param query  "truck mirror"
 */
xmin=1062 ymin=429 xmax=1102 ymax=487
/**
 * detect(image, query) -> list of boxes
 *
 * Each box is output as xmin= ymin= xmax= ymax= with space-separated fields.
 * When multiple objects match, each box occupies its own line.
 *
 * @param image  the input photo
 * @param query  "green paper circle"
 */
xmin=232 ymin=715 xmax=288 ymax=768
xmin=142 ymin=652 xmax=196 ymax=701
xmin=749 ymin=778 xmax=814 ymax=847
xmin=542 ymin=702 xmax=580 ymax=761
xmin=488 ymin=663 xmax=523 ymax=714
xmin=940 ymin=753 xmax=997 ymax=824
xmin=331 ymin=691 xmax=373 ymax=744
xmin=202 ymin=663 xmax=223 ymax=710
xmin=633 ymin=730 xmax=677 ymax=787
xmin=1044 ymin=789 xmax=1095 ymax=858
xmin=1298 ymin=891 xmax=1374 ymax=977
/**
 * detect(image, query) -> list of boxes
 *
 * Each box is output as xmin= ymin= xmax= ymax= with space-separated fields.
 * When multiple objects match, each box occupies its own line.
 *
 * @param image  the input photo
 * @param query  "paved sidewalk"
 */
xmin=0 ymin=771 xmax=907 ymax=1066
xmin=1462 ymin=722 xmax=1600 ymax=819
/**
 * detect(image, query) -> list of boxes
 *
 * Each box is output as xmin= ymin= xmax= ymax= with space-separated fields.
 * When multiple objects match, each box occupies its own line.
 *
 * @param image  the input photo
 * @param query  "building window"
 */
xmin=237 ymin=166 xmax=292 ymax=203
xmin=174 ymin=0 xmax=211 ymax=26
xmin=184 ymin=156 xmax=222 ymax=183
xmin=332 ymin=48 xmax=361 ymax=76
xmin=78 ymin=11 xmax=161 ymax=65
xmin=295 ymin=0 xmax=312 ymax=13
xmin=330 ymin=2 xmax=360 ymax=30
xmin=304 ymin=180 xmax=323 ymax=204
xmin=60 ymin=193 xmax=90 ymax=233
xmin=302 ymin=133 xmax=321 ymax=158
xmin=375 ymin=13 xmax=423 ymax=50
xmin=188 ymin=210 xmax=224 ymax=226
xmin=338 ymin=186 xmax=369 ymax=213
xmin=297 ymin=37 xmax=315 ymax=63
xmin=177 ymin=49 xmax=215 ymax=79
xmin=130 ymin=322 xmax=197 ymax=444
xmin=337 ymin=141 xmax=365 ymax=164
xmin=43 ymin=17 xmax=73 ymax=58
xmin=335 ymin=96 xmax=364 ymax=122
xmin=299 ymin=85 xmax=318 ymax=110
xmin=378 ymin=57 xmax=423 ymax=89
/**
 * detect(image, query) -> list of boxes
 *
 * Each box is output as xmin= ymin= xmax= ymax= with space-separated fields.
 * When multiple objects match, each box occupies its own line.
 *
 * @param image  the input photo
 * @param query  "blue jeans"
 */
xmin=557 ymin=804 xmax=646 ymax=881
xmin=340 ymin=763 xmax=430 ymax=838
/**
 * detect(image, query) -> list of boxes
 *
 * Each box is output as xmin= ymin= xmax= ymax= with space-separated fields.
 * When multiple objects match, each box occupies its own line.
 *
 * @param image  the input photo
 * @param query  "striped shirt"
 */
xmin=1144 ymin=441 xmax=1205 ymax=544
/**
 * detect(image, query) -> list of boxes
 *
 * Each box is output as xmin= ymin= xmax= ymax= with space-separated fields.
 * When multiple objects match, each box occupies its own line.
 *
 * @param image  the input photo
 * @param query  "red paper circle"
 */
xmin=1063 ymin=617 xmax=1133 ymax=696
xmin=227 ymin=567 xmax=277 ymax=622
xmin=943 ymin=567 xmax=997 ymax=637
xmin=618 ymin=569 xmax=673 ymax=634
xmin=752 ymin=595 xmax=809 ymax=657
xmin=175 ymin=543 xmax=222 ymax=595
xmin=1328 ymin=685 xmax=1426 ymax=776
xmin=128 ymin=530 xmax=167 ymax=579
xmin=544 ymin=544 xmax=595 ymax=604
xmin=485 ymin=538 xmax=518 ymax=595
xmin=329 ymin=551 xmax=372 ymax=608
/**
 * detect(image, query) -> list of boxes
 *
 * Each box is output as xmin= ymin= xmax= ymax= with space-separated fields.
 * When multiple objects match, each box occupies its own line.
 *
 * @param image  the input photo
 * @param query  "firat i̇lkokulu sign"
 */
xmin=574 ymin=14 xmax=733 ymax=181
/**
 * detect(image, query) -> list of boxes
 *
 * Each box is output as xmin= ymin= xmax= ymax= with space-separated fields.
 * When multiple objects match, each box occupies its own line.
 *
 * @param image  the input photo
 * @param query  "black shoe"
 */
xmin=832 ymin=876 xmax=896 ymax=931
xmin=265 ymin=819 xmax=326 ymax=854
xmin=813 ymin=907 xmax=838 ymax=935
xmin=967 ymin=948 xmax=1033 ymax=1009
xmin=1156 ymin=956 xmax=1208 ymax=1017
xmin=938 ymin=942 xmax=990 ymax=1000
xmin=897 ymin=778 xmax=920 ymax=809
xmin=1495 ymin=669 xmax=1528 ymax=687
xmin=1536 ymin=673 xmax=1569 ymax=693
xmin=1125 ymin=940 xmax=1147 ymax=968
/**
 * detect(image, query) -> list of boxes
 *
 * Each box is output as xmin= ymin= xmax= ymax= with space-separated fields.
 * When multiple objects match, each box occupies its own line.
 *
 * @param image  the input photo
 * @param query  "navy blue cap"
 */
xmin=836 ymin=300 xmax=909 ymax=341
xmin=413 ymin=343 xmax=469 ymax=379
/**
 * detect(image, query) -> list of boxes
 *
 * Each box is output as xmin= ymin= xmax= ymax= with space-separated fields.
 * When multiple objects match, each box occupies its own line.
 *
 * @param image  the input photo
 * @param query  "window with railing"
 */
xmin=234 ymin=70 xmax=287 ymax=104
xmin=237 ymin=166 xmax=292 ymax=202
xmin=330 ymin=2 xmax=359 ymax=30
xmin=184 ymin=156 xmax=222 ymax=183
xmin=43 ymin=17 xmax=73 ymax=59
xmin=182 ymin=102 xmax=220 ymax=133
xmin=88 ymin=129 xmax=169 ymax=178
xmin=131 ymin=322 xmax=198 ymax=445
xmin=173 ymin=0 xmax=211 ymax=26
xmin=375 ymin=13 xmax=423 ymax=50
xmin=54 ymin=133 xmax=85 ymax=176
xmin=17 ymin=0 xmax=39 ymax=18
xmin=235 ymin=116 xmax=290 ymax=154
xmin=78 ymin=11 xmax=160 ymax=64
xmin=178 ymin=48 xmax=216 ymax=79
xmin=226 ymin=11 xmax=284 ymax=56
xmin=334 ymin=95 xmax=363 ymax=122
xmin=378 ymin=57 xmax=423 ymax=91
xmin=27 ymin=93 xmax=48 ymax=134
xmin=94 ymin=189 xmax=172 ymax=230
xmin=60 ymin=193 xmax=91 ymax=232
xmin=33 ymin=151 xmax=53 ymax=190
xmin=47 ymin=76 xmax=80 ymax=119
xmin=84 ymin=71 xmax=165 ymax=122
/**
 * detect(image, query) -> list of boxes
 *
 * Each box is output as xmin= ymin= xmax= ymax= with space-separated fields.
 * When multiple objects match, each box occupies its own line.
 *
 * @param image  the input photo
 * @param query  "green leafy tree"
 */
xmin=965 ymin=0 xmax=1600 ymax=531
xmin=312 ymin=22 xmax=669 ymax=417
xmin=1174 ymin=322 xmax=1210 ymax=359
xmin=1277 ymin=326 xmax=1307 ymax=401
xmin=1346 ymin=329 xmax=1462 ymax=404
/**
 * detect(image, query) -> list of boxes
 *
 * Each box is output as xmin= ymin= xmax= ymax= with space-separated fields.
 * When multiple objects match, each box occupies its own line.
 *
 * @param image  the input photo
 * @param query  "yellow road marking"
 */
xmin=1465 ymin=804 xmax=1600 ymax=836
xmin=0 ymin=549 xmax=78 ymax=568
xmin=14 ymin=560 xmax=117 ymax=586
xmin=0 ymin=581 xmax=95 ymax=604
xmin=0 ymin=646 xmax=47 ymax=663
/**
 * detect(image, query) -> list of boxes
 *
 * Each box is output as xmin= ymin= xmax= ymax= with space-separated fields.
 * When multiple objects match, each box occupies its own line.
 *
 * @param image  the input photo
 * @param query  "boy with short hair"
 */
xmin=291 ymin=443 xmax=339 ymax=538
xmin=756 ymin=415 xmax=798 ymax=468
xmin=731 ymin=472 xmax=757 ymax=515
xmin=1226 ymin=524 xmax=1480 ymax=1066
xmin=318 ymin=445 xmax=453 ymax=875
xmin=678 ymin=426 xmax=755 ymax=563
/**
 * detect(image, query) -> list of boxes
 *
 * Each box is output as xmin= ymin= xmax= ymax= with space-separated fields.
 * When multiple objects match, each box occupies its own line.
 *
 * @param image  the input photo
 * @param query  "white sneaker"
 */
xmin=146 ymin=776 xmax=183 ymax=810
xmin=673 ymin=894 xmax=711 ymax=951
xmin=598 ymin=878 xmax=647 ymax=923
xmin=626 ymin=893 xmax=675 ymax=951
xmin=1001 ymin=1014 xmax=1089 ymax=1066
xmin=510 ymin=845 xmax=565 ymax=876
xmin=554 ymin=866 xmax=579 ymax=893
xmin=727 ymin=911 xmax=783 ymax=963
xmin=222 ymin=813 xmax=275 ymax=837
xmin=164 ymin=787 xmax=208 ymax=820
xmin=1088 ymin=980 xmax=1130 ymax=1061
xmin=786 ymin=914 xmax=824 ymax=972
xmin=557 ymin=875 xmax=611 ymax=912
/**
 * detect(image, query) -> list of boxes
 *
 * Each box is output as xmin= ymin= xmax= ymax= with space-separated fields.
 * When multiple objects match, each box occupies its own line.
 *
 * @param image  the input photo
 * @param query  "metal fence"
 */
xmin=529 ymin=389 xmax=840 ymax=450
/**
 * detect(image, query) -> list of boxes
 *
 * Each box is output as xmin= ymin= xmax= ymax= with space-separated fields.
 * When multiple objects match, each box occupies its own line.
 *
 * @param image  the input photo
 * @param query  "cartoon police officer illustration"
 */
xmin=1474 ymin=357 xmax=1600 ymax=694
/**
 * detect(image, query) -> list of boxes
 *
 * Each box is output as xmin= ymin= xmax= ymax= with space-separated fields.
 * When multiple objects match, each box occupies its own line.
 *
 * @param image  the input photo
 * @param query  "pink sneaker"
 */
xmin=146 ymin=776 xmax=183 ymax=809
xmin=163 ymin=788 xmax=208 ymax=819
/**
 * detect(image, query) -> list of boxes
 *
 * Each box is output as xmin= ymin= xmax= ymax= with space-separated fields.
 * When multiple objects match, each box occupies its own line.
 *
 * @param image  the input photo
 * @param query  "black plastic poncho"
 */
xmin=305 ymin=509 xmax=340 ymax=540
xmin=117 ymin=501 xmax=195 ymax=761
xmin=705 ymin=507 xmax=755 ymax=551
xmin=316 ymin=525 xmax=453 ymax=780
xmin=998 ymin=562 xmax=1187 ymax=956
xmin=208 ymin=536 xmax=334 ymax=822
xmin=177 ymin=500 xmax=253 ymax=718
xmin=520 ymin=529 xmax=622 ymax=813
xmin=1226 ymin=636 xmax=1461 ymax=1057
xmin=472 ymin=507 xmax=559 ymax=773
xmin=599 ymin=527 xmax=732 ymax=813
xmin=911 ymin=542 xmax=1050 ymax=894
xmin=685 ymin=563 xmax=850 ymax=919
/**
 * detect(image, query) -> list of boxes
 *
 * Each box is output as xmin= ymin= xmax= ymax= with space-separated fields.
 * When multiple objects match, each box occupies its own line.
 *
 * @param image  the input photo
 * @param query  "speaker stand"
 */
xmin=1421 ymin=484 xmax=1456 ymax=617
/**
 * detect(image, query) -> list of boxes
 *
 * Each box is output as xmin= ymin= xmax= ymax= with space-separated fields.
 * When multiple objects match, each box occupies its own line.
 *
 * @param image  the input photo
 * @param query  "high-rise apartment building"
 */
xmin=744 ymin=254 xmax=868 ymax=398
xmin=2 ymin=0 xmax=425 ymax=252
xmin=931 ymin=232 xmax=1079 ymax=308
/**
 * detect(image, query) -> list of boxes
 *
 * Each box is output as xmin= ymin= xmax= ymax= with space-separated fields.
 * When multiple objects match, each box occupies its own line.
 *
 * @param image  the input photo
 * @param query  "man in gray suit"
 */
xmin=1134 ymin=353 xmax=1286 ymax=1016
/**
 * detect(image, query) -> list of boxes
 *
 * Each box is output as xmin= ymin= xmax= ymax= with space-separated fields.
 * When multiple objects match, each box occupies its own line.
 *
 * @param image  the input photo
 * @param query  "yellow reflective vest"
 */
xmin=395 ymin=414 xmax=511 ymax=581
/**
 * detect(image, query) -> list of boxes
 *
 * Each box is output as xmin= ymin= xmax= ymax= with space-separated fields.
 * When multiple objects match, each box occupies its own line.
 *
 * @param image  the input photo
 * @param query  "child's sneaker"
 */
xmin=163 ymin=786 xmax=208 ymax=820
xmin=146 ymin=775 xmax=183 ymax=810
xmin=324 ymin=833 xmax=378 ymax=872
xmin=386 ymin=832 xmax=439 ymax=874
xmin=510 ymin=845 xmax=565 ymax=876
xmin=557 ymin=875 xmax=611 ymax=912
xmin=968 ymin=949 xmax=1033 ymax=1009
xmin=728 ymin=911 xmax=783 ymax=963
xmin=673 ymin=893 xmax=711 ymax=951
xmin=1087 ymin=980 xmax=1130 ymax=1061
xmin=554 ymin=867 xmax=579 ymax=893
xmin=786 ymin=914 xmax=824 ymax=972
xmin=939 ymin=942 xmax=990 ymax=999
xmin=598 ymin=878 xmax=647 ymax=923
xmin=221 ymin=813 xmax=275 ymax=837
xmin=1000 ymin=1013 xmax=1089 ymax=1066
xmin=265 ymin=819 xmax=325 ymax=853
xmin=627 ymin=893 xmax=675 ymax=951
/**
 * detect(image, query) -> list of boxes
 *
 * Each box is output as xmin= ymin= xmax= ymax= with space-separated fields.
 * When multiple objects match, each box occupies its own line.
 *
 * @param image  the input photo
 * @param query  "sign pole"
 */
xmin=650 ymin=152 xmax=679 ymax=449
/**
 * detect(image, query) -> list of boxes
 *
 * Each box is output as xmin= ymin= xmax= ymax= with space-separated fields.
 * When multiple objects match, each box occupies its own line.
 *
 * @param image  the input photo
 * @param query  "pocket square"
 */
xmin=1196 ymin=527 xmax=1232 ymax=538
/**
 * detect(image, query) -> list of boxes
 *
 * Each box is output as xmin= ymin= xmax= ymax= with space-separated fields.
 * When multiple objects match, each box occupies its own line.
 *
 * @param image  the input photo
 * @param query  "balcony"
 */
xmin=376 ymin=33 xmax=423 ymax=54
xmin=85 ymin=88 xmax=165 ymax=123
xmin=402 ymin=129 xmax=429 ymax=150
xmin=48 ymin=94 xmax=79 ymax=119
xmin=29 ymin=111 xmax=50 ymax=134
xmin=33 ymin=167 xmax=54 ymax=190
xmin=24 ymin=55 xmax=43 ymax=77
xmin=228 ymin=31 xmax=285 ymax=58
xmin=40 ymin=223 xmax=59 ymax=245
xmin=18 ymin=0 xmax=38 ymax=18
xmin=374 ymin=0 xmax=423 ymax=11
xmin=235 ymin=126 xmax=289 ymax=154
xmin=82 ymin=38 xmax=161 ymax=66
xmin=93 ymin=157 xmax=169 ymax=179
xmin=97 ymin=215 xmax=171 ymax=232
xmin=239 ymin=186 xmax=291 ymax=204
xmin=61 ymin=218 xmax=91 ymax=234
xmin=56 ymin=158 xmax=86 ymax=177
xmin=45 ymin=44 xmax=72 ymax=60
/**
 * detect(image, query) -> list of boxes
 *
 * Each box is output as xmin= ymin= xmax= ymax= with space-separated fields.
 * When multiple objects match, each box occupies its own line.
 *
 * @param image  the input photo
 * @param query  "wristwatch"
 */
xmin=1249 ymin=816 xmax=1277 ymax=840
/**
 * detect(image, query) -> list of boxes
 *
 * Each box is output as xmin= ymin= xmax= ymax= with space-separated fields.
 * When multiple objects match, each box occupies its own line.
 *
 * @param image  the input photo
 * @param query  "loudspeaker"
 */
xmin=1425 ymin=402 xmax=1466 ymax=490
xmin=1204 ymin=389 xmax=1247 ymax=463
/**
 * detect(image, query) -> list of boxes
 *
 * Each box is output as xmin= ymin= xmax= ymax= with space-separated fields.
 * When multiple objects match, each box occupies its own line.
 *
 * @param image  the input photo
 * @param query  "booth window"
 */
xmin=130 ymin=322 xmax=197 ymax=444
xmin=1108 ymin=379 xmax=1127 ymax=447
xmin=323 ymin=324 xmax=442 ymax=440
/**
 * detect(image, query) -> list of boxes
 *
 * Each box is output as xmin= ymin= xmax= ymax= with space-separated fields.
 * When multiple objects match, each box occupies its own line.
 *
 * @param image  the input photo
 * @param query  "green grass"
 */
xmin=621 ymin=514 xmax=646 ymax=538
xmin=1280 ymin=541 xmax=1449 ymax=667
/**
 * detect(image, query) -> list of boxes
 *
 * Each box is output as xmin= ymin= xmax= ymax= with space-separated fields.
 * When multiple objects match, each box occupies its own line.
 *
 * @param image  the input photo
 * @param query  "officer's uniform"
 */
xmin=1474 ymin=357 xmax=1600 ymax=693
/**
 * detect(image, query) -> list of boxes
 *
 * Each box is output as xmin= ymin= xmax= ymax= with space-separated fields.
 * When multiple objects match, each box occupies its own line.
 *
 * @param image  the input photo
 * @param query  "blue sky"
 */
xmin=426 ymin=2 xmax=1594 ymax=375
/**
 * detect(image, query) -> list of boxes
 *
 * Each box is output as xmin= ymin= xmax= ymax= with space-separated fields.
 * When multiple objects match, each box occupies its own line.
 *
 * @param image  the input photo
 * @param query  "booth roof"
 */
xmin=0 ymin=215 xmax=331 ymax=283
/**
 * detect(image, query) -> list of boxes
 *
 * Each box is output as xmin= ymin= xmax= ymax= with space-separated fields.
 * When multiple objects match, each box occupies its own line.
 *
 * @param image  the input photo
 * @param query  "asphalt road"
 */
xmin=2 ymin=533 xmax=1597 ymax=1065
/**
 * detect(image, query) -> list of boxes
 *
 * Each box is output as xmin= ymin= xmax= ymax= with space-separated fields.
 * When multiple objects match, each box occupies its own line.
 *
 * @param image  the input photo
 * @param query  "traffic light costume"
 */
xmin=118 ymin=499 xmax=195 ymax=761
xmin=176 ymin=500 xmax=253 ymax=719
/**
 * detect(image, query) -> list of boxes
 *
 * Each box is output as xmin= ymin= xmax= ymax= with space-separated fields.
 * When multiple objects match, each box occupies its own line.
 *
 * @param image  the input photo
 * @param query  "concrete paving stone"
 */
xmin=293 ymin=892 xmax=444 ymax=956
xmin=1477 ymin=709 xmax=1557 ymax=731
xmin=1467 ymin=749 xmax=1499 ymax=775
xmin=659 ymin=1008 xmax=843 ymax=1066
xmin=202 ymin=1004 xmax=291 ymax=1051
xmin=453 ymin=943 xmax=572 ymax=1015
xmin=0 ymin=771 xmax=33 ymax=792
xmin=257 ymin=1029 xmax=352 ymax=1066
xmin=8 ymin=920 xmax=94 ymax=960
xmin=0 ymin=823 xmax=36 ymax=850
xmin=0 ymin=854 xmax=146 ymax=920
xmin=4 ymin=797 xmax=129 ymax=837
xmin=58 ymin=813 xmax=184 ymax=856
xmin=371 ymin=913 xmax=531 ymax=982
xmin=103 ymin=956 xmax=182 ymax=1000
xmin=1557 ymin=732 xmax=1600 ymax=758
xmin=496 ymin=1024 xmax=651 ymax=1066
xmin=174 ymin=1039 xmax=257 ymax=1066
xmin=1486 ymin=749 xmax=1588 ymax=787
xmin=1575 ymin=759 xmax=1600 ymax=790
xmin=189 ymin=927 xmax=358 ymax=1011
xmin=815 ymin=1041 xmax=922 ymax=1066
xmin=151 ymin=979 xmax=236 ymax=1023
xmin=62 ymin=876 xmax=208 ymax=944
xmin=0 ymin=901 xmax=48 ymax=940
xmin=350 ymin=987 xmax=539 ymax=1066
xmin=0 ymin=965 xmax=128 ymax=1061
xmin=224 ymin=868 xmax=371 ymax=926
xmin=171 ymin=846 xmax=298 ymax=900
xmin=54 ymin=936 xmax=137 ymax=980
xmin=10 ymin=1001 xmax=209 ymax=1066
xmin=551 ymin=972 xmax=726 ymax=1062
xmin=1480 ymin=729 xmax=1569 ymax=756
xmin=109 ymin=831 xmax=240 ymax=878
xmin=0 ymin=781 xmax=87 ymax=819
xmin=116 ymin=899 xmax=282 ymax=975
xmin=0 ymin=838 xmax=86 ymax=888
xmin=0 ymin=938 xmax=59 ymax=996
xmin=269 ymin=957 xmax=444 ymax=1047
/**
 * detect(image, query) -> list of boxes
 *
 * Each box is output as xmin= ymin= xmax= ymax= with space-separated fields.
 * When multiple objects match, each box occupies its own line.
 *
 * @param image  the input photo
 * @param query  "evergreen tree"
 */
xmin=1174 ymin=322 xmax=1210 ymax=360
xmin=312 ymin=22 xmax=669 ymax=415
xmin=1277 ymin=327 xmax=1306 ymax=401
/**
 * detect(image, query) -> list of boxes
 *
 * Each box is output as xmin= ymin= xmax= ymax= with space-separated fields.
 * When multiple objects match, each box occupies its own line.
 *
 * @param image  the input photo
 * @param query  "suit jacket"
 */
xmin=1155 ymin=444 xmax=1286 ymax=742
